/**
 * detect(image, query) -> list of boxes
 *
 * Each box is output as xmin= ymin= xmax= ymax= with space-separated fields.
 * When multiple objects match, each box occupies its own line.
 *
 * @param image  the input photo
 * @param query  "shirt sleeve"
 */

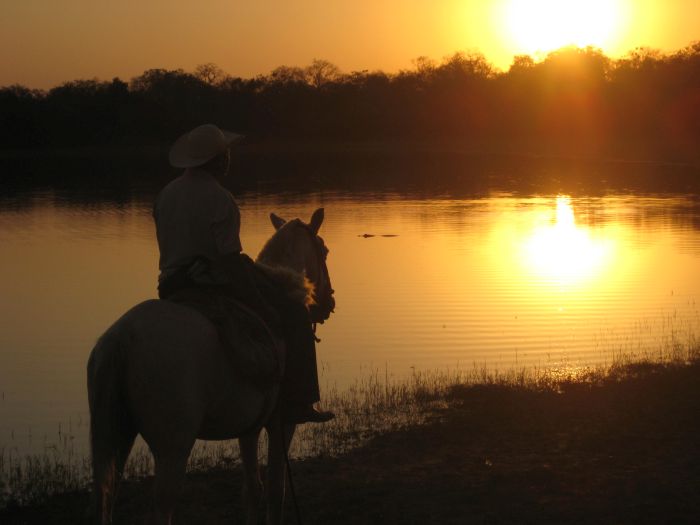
xmin=152 ymin=193 xmax=159 ymax=221
xmin=211 ymin=193 xmax=243 ymax=255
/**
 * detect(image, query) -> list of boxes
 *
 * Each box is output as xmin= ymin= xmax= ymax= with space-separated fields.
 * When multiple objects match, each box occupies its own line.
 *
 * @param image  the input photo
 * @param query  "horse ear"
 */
xmin=309 ymin=208 xmax=324 ymax=234
xmin=270 ymin=213 xmax=286 ymax=231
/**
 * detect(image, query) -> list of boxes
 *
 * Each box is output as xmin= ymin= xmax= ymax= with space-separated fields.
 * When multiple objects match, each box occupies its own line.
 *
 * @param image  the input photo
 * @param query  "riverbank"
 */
xmin=2 ymin=352 xmax=699 ymax=524
xmin=2 ymin=137 xmax=700 ymax=165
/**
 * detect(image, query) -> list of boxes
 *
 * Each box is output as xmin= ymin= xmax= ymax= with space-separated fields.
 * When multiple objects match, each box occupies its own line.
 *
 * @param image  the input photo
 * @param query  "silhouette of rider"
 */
xmin=153 ymin=124 xmax=334 ymax=424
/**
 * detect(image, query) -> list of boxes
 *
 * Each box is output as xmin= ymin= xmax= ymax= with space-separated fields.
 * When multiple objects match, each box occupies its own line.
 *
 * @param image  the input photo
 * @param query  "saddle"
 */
xmin=166 ymin=286 xmax=285 ymax=387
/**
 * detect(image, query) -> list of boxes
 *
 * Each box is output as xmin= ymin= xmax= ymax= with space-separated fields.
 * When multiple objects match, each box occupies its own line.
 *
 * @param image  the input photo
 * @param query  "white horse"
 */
xmin=87 ymin=208 xmax=335 ymax=525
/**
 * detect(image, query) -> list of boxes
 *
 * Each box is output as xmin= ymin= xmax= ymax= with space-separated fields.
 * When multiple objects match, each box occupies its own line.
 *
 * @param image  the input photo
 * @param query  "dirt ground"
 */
xmin=3 ymin=360 xmax=699 ymax=524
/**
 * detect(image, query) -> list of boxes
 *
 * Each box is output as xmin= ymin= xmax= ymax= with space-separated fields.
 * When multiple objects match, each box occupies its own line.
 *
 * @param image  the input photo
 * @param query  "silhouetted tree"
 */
xmin=1 ymin=44 xmax=698 ymax=161
xmin=509 ymin=55 xmax=536 ymax=73
xmin=194 ymin=63 xmax=226 ymax=86
xmin=305 ymin=59 xmax=342 ymax=88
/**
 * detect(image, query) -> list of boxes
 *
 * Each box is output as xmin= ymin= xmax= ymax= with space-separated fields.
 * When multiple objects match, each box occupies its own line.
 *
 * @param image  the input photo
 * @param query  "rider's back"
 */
xmin=153 ymin=168 xmax=242 ymax=285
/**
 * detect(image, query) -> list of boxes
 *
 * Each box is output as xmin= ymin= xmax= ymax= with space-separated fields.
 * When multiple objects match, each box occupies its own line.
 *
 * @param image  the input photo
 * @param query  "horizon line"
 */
xmin=3 ymin=40 xmax=699 ymax=92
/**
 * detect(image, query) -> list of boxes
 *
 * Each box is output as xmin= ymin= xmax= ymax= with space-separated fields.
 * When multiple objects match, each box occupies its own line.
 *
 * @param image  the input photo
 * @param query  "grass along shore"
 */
xmin=1 ymin=344 xmax=699 ymax=523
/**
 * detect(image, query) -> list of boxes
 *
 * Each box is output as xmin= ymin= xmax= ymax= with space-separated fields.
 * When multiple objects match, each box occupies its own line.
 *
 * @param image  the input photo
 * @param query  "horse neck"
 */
xmin=256 ymin=228 xmax=306 ymax=274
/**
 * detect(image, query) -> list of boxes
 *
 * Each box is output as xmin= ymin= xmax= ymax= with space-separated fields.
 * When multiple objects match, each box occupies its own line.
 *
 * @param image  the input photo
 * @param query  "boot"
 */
xmin=284 ymin=404 xmax=335 ymax=424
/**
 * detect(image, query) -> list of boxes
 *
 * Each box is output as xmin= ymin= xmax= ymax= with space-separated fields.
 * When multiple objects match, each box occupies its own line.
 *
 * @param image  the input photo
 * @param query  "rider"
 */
xmin=153 ymin=123 xmax=334 ymax=424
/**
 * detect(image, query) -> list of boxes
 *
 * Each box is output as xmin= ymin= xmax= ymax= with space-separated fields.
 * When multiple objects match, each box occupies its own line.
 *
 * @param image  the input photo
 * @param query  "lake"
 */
xmin=1 ymin=156 xmax=700 ymax=460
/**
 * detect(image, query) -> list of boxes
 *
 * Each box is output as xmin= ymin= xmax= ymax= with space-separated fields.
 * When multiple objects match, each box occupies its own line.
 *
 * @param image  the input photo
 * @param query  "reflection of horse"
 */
xmin=87 ymin=208 xmax=335 ymax=525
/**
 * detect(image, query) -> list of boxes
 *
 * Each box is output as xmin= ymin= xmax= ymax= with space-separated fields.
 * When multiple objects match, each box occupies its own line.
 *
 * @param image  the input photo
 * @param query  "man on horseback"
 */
xmin=153 ymin=123 xmax=334 ymax=424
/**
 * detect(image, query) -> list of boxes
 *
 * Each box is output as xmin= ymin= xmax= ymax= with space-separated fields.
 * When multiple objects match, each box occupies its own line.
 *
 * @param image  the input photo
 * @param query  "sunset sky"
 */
xmin=1 ymin=0 xmax=698 ymax=89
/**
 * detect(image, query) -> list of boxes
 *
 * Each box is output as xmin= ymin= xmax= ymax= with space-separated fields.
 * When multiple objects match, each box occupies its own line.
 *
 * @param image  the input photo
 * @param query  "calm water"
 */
xmin=2 ymin=170 xmax=700 ymax=456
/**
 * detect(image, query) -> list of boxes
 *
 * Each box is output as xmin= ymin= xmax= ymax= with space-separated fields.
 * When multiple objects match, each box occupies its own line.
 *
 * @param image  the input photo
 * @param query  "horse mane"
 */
xmin=255 ymin=219 xmax=315 ymax=307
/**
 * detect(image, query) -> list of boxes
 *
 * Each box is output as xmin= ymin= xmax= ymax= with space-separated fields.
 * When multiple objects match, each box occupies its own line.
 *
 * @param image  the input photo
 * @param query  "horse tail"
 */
xmin=87 ymin=323 xmax=136 ymax=524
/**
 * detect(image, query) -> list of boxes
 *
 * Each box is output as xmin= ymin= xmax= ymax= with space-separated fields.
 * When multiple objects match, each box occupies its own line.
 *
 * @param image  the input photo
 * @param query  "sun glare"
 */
xmin=504 ymin=0 xmax=626 ymax=56
xmin=522 ymin=196 xmax=614 ymax=287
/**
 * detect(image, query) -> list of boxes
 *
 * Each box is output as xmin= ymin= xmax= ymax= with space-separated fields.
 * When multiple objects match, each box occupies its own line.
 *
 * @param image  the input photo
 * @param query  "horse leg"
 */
xmin=112 ymin=429 xmax=138 ymax=522
xmin=151 ymin=445 xmax=192 ymax=525
xmin=89 ymin=425 xmax=137 ymax=525
xmin=265 ymin=422 xmax=296 ymax=525
xmin=240 ymin=431 xmax=263 ymax=525
xmin=90 ymin=449 xmax=116 ymax=525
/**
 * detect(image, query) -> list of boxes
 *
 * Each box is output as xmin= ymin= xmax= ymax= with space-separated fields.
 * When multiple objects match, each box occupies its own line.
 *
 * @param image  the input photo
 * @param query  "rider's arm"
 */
xmin=210 ymin=191 xmax=279 ymax=324
xmin=211 ymin=194 xmax=243 ymax=255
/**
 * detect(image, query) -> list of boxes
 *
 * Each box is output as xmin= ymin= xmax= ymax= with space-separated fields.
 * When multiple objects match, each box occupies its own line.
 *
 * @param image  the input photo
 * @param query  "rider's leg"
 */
xmin=278 ymin=301 xmax=334 ymax=423
xmin=243 ymin=266 xmax=332 ymax=423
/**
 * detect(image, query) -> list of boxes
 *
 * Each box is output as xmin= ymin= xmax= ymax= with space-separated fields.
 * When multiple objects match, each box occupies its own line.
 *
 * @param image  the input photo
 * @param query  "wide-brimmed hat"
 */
xmin=169 ymin=124 xmax=244 ymax=168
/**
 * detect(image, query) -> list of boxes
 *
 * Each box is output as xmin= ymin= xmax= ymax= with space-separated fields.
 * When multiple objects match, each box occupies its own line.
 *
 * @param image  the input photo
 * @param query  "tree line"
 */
xmin=1 ymin=44 xmax=699 ymax=160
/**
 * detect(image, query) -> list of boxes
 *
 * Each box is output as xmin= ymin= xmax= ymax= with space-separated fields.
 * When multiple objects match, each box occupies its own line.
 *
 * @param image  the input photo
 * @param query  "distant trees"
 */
xmin=1 ymin=45 xmax=699 ymax=160
xmin=0 ymin=85 xmax=44 ymax=147
xmin=268 ymin=65 xmax=308 ymax=85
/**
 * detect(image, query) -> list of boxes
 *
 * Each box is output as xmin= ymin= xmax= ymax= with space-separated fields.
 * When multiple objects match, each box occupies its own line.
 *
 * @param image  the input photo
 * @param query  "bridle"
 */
xmin=295 ymin=221 xmax=335 ymax=326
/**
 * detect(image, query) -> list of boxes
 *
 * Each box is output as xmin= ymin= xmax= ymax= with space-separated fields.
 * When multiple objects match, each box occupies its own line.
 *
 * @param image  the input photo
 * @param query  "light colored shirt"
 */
xmin=153 ymin=168 xmax=242 ymax=284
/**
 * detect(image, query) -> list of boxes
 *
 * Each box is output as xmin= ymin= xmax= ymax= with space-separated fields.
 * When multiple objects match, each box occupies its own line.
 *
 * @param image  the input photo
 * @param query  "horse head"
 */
xmin=260 ymin=208 xmax=335 ymax=324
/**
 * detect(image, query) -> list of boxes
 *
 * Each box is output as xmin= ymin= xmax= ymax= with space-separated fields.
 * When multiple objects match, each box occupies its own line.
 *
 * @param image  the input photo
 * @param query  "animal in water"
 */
xmin=87 ymin=209 xmax=335 ymax=525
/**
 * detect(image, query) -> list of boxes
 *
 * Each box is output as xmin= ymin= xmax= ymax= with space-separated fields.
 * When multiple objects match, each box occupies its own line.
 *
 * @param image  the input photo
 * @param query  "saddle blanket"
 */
xmin=166 ymin=287 xmax=284 ymax=386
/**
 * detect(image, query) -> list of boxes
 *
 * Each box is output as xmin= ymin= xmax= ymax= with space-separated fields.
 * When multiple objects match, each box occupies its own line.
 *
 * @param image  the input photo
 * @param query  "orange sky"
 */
xmin=1 ymin=0 xmax=698 ymax=89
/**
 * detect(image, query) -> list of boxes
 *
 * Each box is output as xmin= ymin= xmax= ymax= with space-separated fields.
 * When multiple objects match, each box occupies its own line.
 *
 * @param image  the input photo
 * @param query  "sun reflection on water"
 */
xmin=522 ymin=196 xmax=615 ymax=287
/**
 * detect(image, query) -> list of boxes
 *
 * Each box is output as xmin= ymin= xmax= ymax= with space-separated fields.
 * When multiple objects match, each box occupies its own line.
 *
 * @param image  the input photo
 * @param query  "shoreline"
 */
xmin=1 ymin=139 xmax=699 ymax=168
xmin=2 ymin=353 xmax=699 ymax=524
xmin=2 ymin=140 xmax=699 ymax=198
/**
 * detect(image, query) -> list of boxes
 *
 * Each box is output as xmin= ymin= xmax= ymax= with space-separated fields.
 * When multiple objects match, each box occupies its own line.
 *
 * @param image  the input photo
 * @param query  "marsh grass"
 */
xmin=0 ymin=427 xmax=89 ymax=509
xmin=1 ymin=337 xmax=699 ymax=509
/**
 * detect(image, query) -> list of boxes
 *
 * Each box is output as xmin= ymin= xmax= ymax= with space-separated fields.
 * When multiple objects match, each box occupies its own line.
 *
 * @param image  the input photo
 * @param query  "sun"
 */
xmin=503 ymin=0 xmax=627 ymax=56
